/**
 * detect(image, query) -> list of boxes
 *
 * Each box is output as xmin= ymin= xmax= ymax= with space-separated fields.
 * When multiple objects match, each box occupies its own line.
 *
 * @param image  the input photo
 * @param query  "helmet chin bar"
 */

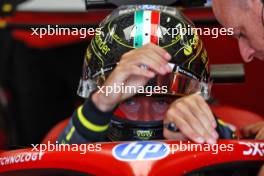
xmin=107 ymin=116 xmax=164 ymax=141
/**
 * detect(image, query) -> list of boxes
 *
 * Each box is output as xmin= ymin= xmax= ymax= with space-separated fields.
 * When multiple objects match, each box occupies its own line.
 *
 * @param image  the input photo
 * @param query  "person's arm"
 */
xmin=58 ymin=95 xmax=115 ymax=144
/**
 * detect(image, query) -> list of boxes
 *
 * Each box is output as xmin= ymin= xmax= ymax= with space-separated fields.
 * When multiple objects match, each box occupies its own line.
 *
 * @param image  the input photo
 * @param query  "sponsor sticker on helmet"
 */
xmin=138 ymin=5 xmax=159 ymax=10
xmin=112 ymin=141 xmax=170 ymax=161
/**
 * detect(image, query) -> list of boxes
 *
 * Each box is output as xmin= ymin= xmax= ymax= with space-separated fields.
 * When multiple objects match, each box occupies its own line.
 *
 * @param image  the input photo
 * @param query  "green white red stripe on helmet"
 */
xmin=134 ymin=10 xmax=160 ymax=48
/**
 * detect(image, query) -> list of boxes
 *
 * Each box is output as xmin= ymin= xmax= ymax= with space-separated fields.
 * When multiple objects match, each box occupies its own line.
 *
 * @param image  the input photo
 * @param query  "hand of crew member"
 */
xmin=92 ymin=43 xmax=172 ymax=112
xmin=242 ymin=121 xmax=264 ymax=140
xmin=163 ymin=93 xmax=219 ymax=144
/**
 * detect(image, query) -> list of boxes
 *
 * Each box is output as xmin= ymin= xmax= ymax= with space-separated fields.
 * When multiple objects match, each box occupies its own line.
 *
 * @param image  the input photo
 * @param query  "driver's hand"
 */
xmin=163 ymin=93 xmax=219 ymax=144
xmin=242 ymin=121 xmax=264 ymax=140
xmin=92 ymin=43 xmax=172 ymax=112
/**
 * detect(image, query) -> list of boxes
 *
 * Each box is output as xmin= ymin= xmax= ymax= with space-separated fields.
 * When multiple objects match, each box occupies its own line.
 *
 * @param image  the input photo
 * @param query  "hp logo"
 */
xmin=113 ymin=141 xmax=170 ymax=161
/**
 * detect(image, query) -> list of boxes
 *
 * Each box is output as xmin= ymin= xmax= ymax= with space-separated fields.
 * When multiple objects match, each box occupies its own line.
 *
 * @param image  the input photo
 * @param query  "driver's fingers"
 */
xmin=137 ymin=56 xmax=169 ymax=75
xmin=194 ymin=94 xmax=217 ymax=128
xmin=143 ymin=51 xmax=172 ymax=73
xmin=117 ymin=65 xmax=156 ymax=80
xmin=164 ymin=108 xmax=205 ymax=143
xmin=121 ymin=51 xmax=172 ymax=75
xmin=122 ymin=44 xmax=171 ymax=64
xmin=144 ymin=43 xmax=171 ymax=60
xmin=174 ymin=102 xmax=217 ymax=144
xmin=108 ymin=64 xmax=155 ymax=85
xmin=185 ymin=98 xmax=219 ymax=139
xmin=118 ymin=52 xmax=162 ymax=74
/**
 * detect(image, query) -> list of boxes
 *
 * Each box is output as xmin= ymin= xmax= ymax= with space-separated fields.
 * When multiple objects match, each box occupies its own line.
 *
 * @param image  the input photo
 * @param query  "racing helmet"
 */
xmin=77 ymin=5 xmax=211 ymax=141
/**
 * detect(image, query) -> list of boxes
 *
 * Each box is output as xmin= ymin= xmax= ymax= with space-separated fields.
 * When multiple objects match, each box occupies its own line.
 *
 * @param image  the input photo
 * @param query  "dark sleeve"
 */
xmin=58 ymin=97 xmax=115 ymax=144
xmin=215 ymin=117 xmax=236 ymax=139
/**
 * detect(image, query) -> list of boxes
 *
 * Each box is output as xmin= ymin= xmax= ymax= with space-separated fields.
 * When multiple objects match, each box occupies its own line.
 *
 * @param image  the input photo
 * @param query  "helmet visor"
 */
xmin=89 ymin=63 xmax=212 ymax=100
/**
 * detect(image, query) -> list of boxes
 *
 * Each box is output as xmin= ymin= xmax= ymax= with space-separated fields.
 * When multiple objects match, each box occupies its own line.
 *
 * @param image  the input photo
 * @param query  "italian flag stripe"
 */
xmin=134 ymin=10 xmax=160 ymax=48
xmin=151 ymin=11 xmax=160 ymax=45
xmin=134 ymin=10 xmax=144 ymax=48
xmin=142 ymin=10 xmax=152 ymax=45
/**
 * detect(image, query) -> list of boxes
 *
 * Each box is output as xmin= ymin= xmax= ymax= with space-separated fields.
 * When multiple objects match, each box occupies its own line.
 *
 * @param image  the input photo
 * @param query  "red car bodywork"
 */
xmin=0 ymin=140 xmax=263 ymax=176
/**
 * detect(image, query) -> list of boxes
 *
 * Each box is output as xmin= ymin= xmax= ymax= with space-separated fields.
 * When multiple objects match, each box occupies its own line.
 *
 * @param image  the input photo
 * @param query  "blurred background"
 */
xmin=0 ymin=0 xmax=263 ymax=147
